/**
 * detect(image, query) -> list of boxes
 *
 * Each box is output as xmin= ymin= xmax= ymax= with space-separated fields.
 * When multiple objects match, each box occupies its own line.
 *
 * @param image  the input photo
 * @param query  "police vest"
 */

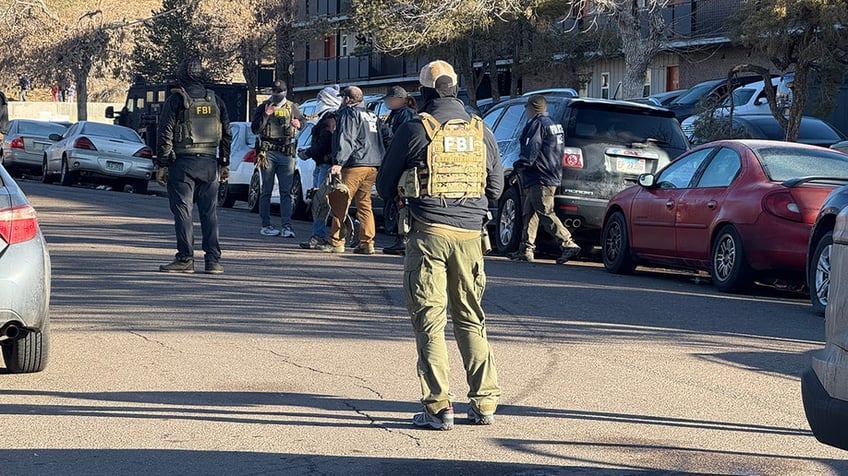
xmin=171 ymin=88 xmax=222 ymax=156
xmin=262 ymin=101 xmax=295 ymax=141
xmin=403 ymin=113 xmax=486 ymax=200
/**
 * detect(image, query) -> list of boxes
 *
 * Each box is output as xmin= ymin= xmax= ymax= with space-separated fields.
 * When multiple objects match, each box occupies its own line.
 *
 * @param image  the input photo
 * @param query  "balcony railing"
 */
xmin=293 ymin=54 xmax=428 ymax=88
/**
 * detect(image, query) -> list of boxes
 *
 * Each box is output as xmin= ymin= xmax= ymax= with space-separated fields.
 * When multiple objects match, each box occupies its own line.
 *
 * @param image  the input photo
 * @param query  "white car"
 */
xmin=681 ymin=78 xmax=780 ymax=139
xmin=41 ymin=121 xmax=155 ymax=193
xmin=223 ymin=121 xmax=316 ymax=221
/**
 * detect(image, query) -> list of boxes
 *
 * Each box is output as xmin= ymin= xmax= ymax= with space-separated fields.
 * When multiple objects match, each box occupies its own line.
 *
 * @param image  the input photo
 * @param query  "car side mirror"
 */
xmin=638 ymin=173 xmax=656 ymax=188
xmin=48 ymin=133 xmax=63 ymax=141
xmin=105 ymin=106 xmax=115 ymax=119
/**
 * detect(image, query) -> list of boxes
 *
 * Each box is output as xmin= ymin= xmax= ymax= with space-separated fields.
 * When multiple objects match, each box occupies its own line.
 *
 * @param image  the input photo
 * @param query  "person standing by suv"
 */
xmin=157 ymin=57 xmax=232 ymax=274
xmin=251 ymin=80 xmax=306 ymax=238
xmin=509 ymin=94 xmax=581 ymax=264
xmin=321 ymin=86 xmax=386 ymax=255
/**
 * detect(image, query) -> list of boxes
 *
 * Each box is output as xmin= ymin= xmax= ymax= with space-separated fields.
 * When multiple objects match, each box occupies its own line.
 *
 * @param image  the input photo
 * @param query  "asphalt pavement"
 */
xmin=1 ymin=179 xmax=846 ymax=475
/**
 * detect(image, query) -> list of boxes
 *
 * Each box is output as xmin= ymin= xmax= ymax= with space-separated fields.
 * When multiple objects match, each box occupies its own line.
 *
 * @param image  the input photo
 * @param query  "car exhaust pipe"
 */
xmin=573 ymin=219 xmax=582 ymax=228
xmin=0 ymin=323 xmax=21 ymax=341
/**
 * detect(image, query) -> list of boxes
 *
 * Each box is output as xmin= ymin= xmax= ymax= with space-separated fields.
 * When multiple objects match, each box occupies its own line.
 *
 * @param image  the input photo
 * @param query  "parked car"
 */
xmin=0 ymin=120 xmax=69 ymax=175
xmin=0 ymin=164 xmax=50 ymax=373
xmin=298 ymin=99 xmax=319 ymax=119
xmin=802 ymin=203 xmax=848 ymax=451
xmin=523 ymin=88 xmax=579 ymax=98
xmin=601 ymin=140 xmax=848 ymax=292
xmin=681 ymin=78 xmax=781 ymax=136
xmin=667 ymin=76 xmax=767 ymax=121
xmin=830 ymin=140 xmax=848 ymax=154
xmin=482 ymin=96 xmax=689 ymax=253
xmin=687 ymin=114 xmax=846 ymax=148
xmin=807 ymin=184 xmax=848 ymax=315
xmin=217 ymin=122 xmax=258 ymax=208
xmin=650 ymin=89 xmax=686 ymax=106
xmin=41 ymin=121 xmax=155 ymax=193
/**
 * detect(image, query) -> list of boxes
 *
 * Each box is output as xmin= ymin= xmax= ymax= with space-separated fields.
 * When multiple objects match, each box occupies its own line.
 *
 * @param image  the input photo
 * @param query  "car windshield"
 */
xmin=670 ymin=82 xmax=719 ymax=106
xmin=722 ymin=88 xmax=756 ymax=107
xmin=570 ymin=105 xmax=689 ymax=149
xmin=19 ymin=121 xmax=67 ymax=137
xmin=81 ymin=123 xmax=142 ymax=143
xmin=757 ymin=147 xmax=848 ymax=181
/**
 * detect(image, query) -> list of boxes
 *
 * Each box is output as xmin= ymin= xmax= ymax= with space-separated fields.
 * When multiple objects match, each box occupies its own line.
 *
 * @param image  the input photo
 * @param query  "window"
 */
xmin=125 ymin=98 xmax=135 ymax=113
xmin=697 ymin=148 xmax=741 ymax=188
xmin=482 ymin=107 xmax=504 ymax=130
xmin=643 ymin=69 xmax=651 ymax=97
xmin=157 ymin=91 xmax=166 ymax=103
xmin=601 ymin=73 xmax=610 ymax=99
xmin=492 ymin=105 xmax=526 ymax=142
xmin=757 ymin=147 xmax=848 ymax=182
xmin=657 ymin=148 xmax=714 ymax=189
xmin=340 ymin=34 xmax=349 ymax=56
xmin=324 ymin=36 xmax=335 ymax=58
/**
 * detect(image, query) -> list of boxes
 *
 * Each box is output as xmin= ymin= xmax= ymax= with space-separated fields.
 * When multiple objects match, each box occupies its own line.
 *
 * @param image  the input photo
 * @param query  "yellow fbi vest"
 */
xmin=410 ymin=112 xmax=487 ymax=200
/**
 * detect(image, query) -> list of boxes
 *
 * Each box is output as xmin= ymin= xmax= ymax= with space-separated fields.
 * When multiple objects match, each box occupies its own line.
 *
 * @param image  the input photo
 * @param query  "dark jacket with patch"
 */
xmin=157 ymin=82 xmax=232 ymax=166
xmin=376 ymin=97 xmax=504 ymax=231
xmin=332 ymin=102 xmax=386 ymax=168
xmin=514 ymin=112 xmax=564 ymax=188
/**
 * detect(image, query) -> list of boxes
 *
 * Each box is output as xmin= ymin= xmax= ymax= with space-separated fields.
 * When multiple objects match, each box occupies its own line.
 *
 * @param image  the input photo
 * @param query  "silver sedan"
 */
xmin=42 ymin=121 xmax=155 ymax=193
xmin=0 ymin=119 xmax=68 ymax=174
xmin=0 ymin=164 xmax=50 ymax=373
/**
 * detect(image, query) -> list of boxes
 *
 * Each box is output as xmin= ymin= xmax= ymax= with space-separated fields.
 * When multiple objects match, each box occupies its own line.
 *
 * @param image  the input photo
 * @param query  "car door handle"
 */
xmin=707 ymin=200 xmax=717 ymax=209
xmin=666 ymin=200 xmax=674 ymax=208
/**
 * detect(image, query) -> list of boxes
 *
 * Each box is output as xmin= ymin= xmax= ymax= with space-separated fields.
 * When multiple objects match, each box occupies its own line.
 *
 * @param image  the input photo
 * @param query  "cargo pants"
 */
xmin=328 ymin=166 xmax=377 ymax=248
xmin=520 ymin=184 xmax=576 ymax=253
xmin=403 ymin=220 xmax=501 ymax=416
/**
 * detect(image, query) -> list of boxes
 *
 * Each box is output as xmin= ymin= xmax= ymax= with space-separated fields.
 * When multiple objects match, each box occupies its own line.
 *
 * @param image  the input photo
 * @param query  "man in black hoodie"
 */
xmin=156 ymin=58 xmax=232 ymax=274
xmin=376 ymin=60 xmax=504 ymax=431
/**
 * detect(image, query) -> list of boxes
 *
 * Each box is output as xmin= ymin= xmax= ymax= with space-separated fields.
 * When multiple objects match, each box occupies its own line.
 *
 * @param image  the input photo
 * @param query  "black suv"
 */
xmin=482 ymin=96 xmax=690 ymax=253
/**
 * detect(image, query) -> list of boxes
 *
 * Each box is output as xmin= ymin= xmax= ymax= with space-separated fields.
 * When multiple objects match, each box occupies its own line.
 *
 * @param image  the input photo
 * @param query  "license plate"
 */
xmin=31 ymin=143 xmax=45 ymax=152
xmin=106 ymin=161 xmax=124 ymax=171
xmin=616 ymin=157 xmax=646 ymax=174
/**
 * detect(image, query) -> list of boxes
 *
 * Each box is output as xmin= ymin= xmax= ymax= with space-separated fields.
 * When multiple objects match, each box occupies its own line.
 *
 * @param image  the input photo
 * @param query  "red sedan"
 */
xmin=601 ymin=140 xmax=848 ymax=292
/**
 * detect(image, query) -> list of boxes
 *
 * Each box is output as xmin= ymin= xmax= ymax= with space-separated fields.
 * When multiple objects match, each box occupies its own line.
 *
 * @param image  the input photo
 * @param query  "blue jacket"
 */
xmin=332 ymin=102 xmax=387 ymax=168
xmin=515 ymin=113 xmax=564 ymax=188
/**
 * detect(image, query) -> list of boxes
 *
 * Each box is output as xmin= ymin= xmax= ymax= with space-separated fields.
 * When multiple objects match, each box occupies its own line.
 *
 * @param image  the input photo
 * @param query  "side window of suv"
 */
xmin=493 ymin=105 xmax=526 ymax=143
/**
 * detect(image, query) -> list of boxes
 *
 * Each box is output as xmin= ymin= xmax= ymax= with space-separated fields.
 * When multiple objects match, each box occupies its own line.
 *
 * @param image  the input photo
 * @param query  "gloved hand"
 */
xmin=219 ymin=165 xmax=230 ymax=182
xmin=155 ymin=166 xmax=168 ymax=186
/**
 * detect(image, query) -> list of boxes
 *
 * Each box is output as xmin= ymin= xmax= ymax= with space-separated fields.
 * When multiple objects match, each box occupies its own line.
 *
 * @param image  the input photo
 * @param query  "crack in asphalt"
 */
xmin=128 ymin=330 xmax=178 ymax=352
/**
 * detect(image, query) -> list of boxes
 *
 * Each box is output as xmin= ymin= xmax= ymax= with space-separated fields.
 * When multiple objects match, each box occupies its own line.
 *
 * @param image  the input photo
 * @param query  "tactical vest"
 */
xmin=171 ymin=87 xmax=222 ymax=156
xmin=399 ymin=113 xmax=487 ymax=200
xmin=262 ymin=101 xmax=294 ymax=141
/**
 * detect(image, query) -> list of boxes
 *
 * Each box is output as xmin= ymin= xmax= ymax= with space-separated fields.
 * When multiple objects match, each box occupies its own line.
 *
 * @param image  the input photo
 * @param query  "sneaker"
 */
xmin=353 ymin=244 xmax=375 ymax=255
xmin=281 ymin=225 xmax=295 ymax=238
xmin=508 ymin=251 xmax=534 ymax=262
xmin=319 ymin=243 xmax=345 ymax=253
xmin=260 ymin=226 xmax=281 ymax=236
xmin=556 ymin=244 xmax=582 ymax=264
xmin=413 ymin=406 xmax=455 ymax=431
xmin=204 ymin=261 xmax=224 ymax=274
xmin=467 ymin=405 xmax=495 ymax=425
xmin=159 ymin=259 xmax=194 ymax=273
xmin=299 ymin=235 xmax=328 ymax=250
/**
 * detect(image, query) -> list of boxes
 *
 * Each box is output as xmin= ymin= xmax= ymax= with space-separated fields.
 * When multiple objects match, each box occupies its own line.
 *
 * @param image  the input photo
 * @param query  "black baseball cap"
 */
xmin=383 ymin=86 xmax=408 ymax=100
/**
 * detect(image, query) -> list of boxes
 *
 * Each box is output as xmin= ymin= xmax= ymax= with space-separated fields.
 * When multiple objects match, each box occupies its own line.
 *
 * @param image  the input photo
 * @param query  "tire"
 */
xmin=710 ymin=225 xmax=752 ymax=293
xmin=602 ymin=211 xmax=637 ymax=274
xmin=2 ymin=324 xmax=49 ymax=373
xmin=247 ymin=171 xmax=261 ymax=213
xmin=41 ymin=157 xmax=56 ymax=184
xmin=131 ymin=179 xmax=149 ymax=195
xmin=496 ymin=186 xmax=522 ymax=254
xmin=59 ymin=157 xmax=76 ymax=186
xmin=218 ymin=181 xmax=236 ymax=208
xmin=809 ymin=231 xmax=833 ymax=316
xmin=291 ymin=173 xmax=310 ymax=220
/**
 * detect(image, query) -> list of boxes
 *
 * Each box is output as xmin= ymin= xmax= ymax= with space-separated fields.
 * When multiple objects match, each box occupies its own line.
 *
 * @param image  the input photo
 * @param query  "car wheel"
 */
xmin=810 ymin=231 xmax=833 ymax=316
xmin=59 ymin=157 xmax=76 ymax=186
xmin=496 ymin=186 xmax=522 ymax=254
xmin=710 ymin=225 xmax=752 ymax=293
xmin=1 ymin=323 xmax=49 ymax=373
xmin=602 ymin=211 xmax=637 ymax=274
xmin=291 ymin=173 xmax=309 ymax=220
xmin=247 ymin=170 xmax=261 ymax=213
xmin=218 ymin=181 xmax=236 ymax=208
xmin=41 ymin=157 xmax=56 ymax=184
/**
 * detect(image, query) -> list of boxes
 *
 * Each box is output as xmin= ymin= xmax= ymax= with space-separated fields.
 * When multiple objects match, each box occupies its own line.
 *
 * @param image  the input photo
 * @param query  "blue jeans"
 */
xmin=311 ymin=163 xmax=331 ymax=239
xmin=259 ymin=151 xmax=295 ymax=228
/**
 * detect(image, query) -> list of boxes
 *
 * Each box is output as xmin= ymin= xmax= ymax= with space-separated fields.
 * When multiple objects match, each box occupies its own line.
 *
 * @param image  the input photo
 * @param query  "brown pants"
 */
xmin=328 ymin=166 xmax=378 ymax=247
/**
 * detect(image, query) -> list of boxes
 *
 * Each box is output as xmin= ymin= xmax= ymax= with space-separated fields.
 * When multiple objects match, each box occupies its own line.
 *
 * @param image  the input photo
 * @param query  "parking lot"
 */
xmin=1 ymin=179 xmax=846 ymax=475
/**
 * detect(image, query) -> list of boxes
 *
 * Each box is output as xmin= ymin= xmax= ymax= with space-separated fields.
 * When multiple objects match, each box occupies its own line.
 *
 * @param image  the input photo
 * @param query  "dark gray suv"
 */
xmin=483 ymin=96 xmax=690 ymax=253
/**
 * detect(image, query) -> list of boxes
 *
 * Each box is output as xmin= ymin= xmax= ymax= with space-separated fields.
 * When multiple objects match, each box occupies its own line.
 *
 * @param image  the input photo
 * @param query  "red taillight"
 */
xmin=9 ymin=137 xmax=24 ymax=150
xmin=763 ymin=190 xmax=802 ymax=223
xmin=134 ymin=147 xmax=153 ymax=159
xmin=73 ymin=136 xmax=97 ymax=151
xmin=563 ymin=147 xmax=584 ymax=168
xmin=0 ymin=205 xmax=39 ymax=244
xmin=243 ymin=150 xmax=256 ymax=163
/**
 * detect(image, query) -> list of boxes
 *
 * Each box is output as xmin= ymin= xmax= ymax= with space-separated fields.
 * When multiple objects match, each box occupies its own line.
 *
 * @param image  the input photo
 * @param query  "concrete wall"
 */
xmin=7 ymin=102 xmax=122 ymax=124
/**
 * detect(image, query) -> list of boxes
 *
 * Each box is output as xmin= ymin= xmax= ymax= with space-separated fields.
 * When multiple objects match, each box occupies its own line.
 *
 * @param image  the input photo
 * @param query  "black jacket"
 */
xmin=332 ymin=102 xmax=386 ymax=168
xmin=515 ymin=112 xmax=564 ymax=188
xmin=304 ymin=112 xmax=335 ymax=166
xmin=386 ymin=105 xmax=416 ymax=135
xmin=376 ymin=97 xmax=504 ymax=231
xmin=157 ymin=82 xmax=232 ymax=166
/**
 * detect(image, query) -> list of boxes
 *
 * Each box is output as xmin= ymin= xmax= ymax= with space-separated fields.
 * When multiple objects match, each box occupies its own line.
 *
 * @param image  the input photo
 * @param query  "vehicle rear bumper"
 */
xmin=4 ymin=150 xmax=43 ymax=169
xmin=0 ymin=235 xmax=50 ymax=331
xmin=738 ymin=218 xmax=809 ymax=274
xmin=802 ymin=367 xmax=848 ymax=451
xmin=555 ymin=195 xmax=608 ymax=234
xmin=67 ymin=151 xmax=154 ymax=180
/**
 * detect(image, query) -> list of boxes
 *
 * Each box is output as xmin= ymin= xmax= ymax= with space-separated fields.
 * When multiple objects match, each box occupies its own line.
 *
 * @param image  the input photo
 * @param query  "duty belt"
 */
xmin=261 ymin=138 xmax=294 ymax=155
